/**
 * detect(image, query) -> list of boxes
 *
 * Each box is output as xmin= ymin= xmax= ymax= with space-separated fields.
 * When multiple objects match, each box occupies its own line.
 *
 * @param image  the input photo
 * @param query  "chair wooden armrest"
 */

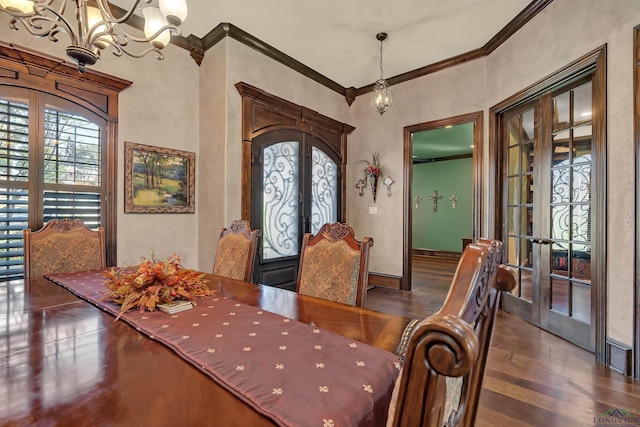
xmin=388 ymin=239 xmax=516 ymax=427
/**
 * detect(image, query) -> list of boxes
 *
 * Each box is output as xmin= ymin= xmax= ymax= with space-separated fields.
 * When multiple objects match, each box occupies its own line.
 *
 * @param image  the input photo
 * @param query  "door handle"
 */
xmin=302 ymin=213 xmax=310 ymax=233
xmin=530 ymin=237 xmax=552 ymax=245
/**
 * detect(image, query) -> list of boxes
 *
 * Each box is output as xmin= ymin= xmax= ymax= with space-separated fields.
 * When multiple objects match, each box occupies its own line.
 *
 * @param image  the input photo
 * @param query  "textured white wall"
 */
xmin=198 ymin=39 xmax=229 ymax=272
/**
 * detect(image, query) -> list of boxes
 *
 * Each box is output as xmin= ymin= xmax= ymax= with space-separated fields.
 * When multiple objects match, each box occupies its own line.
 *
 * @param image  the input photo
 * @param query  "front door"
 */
xmin=251 ymin=130 xmax=341 ymax=289
xmin=501 ymin=74 xmax=598 ymax=351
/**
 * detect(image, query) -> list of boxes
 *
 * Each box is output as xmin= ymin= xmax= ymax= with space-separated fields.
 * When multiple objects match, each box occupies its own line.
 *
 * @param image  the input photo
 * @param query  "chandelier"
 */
xmin=0 ymin=0 xmax=188 ymax=73
xmin=371 ymin=32 xmax=392 ymax=115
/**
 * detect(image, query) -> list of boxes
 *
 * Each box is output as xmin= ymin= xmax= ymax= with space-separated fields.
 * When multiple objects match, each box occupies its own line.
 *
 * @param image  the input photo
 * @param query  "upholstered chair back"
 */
xmin=23 ymin=219 xmax=106 ymax=279
xmin=213 ymin=219 xmax=259 ymax=282
xmin=387 ymin=238 xmax=516 ymax=427
xmin=296 ymin=222 xmax=373 ymax=307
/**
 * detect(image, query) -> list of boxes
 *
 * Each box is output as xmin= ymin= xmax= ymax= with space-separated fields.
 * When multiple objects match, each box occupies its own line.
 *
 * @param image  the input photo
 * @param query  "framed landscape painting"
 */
xmin=124 ymin=142 xmax=195 ymax=213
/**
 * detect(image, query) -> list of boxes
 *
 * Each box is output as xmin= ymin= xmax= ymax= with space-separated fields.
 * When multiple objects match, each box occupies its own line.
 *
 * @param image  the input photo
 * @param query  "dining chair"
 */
xmin=296 ymin=222 xmax=374 ymax=307
xmin=212 ymin=219 xmax=260 ymax=282
xmin=23 ymin=218 xmax=106 ymax=279
xmin=388 ymin=238 xmax=517 ymax=427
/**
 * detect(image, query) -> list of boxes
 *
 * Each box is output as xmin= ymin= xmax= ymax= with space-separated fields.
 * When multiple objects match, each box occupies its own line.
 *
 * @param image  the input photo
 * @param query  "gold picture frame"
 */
xmin=124 ymin=141 xmax=195 ymax=213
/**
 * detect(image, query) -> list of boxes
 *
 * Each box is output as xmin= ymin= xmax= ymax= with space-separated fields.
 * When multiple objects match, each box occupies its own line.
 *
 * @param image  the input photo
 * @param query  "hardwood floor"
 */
xmin=366 ymin=256 xmax=640 ymax=426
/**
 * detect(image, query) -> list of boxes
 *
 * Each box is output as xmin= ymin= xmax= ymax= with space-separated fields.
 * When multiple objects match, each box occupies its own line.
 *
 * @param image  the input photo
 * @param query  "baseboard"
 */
xmin=368 ymin=272 xmax=401 ymax=289
xmin=412 ymin=248 xmax=461 ymax=260
xmin=606 ymin=338 xmax=633 ymax=376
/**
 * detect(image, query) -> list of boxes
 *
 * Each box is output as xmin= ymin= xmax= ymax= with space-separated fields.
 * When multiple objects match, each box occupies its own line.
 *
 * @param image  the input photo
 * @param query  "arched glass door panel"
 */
xmin=252 ymin=130 xmax=341 ymax=289
xmin=310 ymin=146 xmax=337 ymax=234
xmin=262 ymin=141 xmax=299 ymax=260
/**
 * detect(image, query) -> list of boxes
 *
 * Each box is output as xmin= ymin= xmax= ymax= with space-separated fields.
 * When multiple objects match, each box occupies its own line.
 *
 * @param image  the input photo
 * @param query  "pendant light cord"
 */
xmin=379 ymin=39 xmax=385 ymax=80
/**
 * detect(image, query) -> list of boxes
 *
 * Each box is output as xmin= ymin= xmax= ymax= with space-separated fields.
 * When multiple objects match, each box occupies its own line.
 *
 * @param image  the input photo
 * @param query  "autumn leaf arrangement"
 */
xmin=102 ymin=253 xmax=215 ymax=320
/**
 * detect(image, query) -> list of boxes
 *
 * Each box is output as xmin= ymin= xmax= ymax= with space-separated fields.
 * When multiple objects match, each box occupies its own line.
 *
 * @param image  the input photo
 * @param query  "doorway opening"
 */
xmin=403 ymin=112 xmax=483 ymax=291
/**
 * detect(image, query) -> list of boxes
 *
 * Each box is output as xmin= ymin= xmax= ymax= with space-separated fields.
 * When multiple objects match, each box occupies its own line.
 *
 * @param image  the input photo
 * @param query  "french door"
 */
xmin=501 ymin=73 xmax=600 ymax=351
xmin=251 ymin=130 xmax=341 ymax=289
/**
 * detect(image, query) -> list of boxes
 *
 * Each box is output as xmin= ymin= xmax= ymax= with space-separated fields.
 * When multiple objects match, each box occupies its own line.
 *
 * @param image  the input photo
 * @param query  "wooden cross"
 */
xmin=355 ymin=179 xmax=366 ymax=197
xmin=427 ymin=190 xmax=443 ymax=212
xmin=449 ymin=194 xmax=458 ymax=210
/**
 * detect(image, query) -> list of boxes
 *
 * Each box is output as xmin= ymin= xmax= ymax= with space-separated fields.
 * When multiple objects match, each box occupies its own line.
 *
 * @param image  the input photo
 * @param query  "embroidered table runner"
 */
xmin=47 ymin=270 xmax=401 ymax=427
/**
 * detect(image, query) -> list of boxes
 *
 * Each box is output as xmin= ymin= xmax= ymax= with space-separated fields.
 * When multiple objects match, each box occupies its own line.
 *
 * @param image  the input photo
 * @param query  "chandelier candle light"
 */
xmin=371 ymin=32 xmax=392 ymax=115
xmin=0 ymin=0 xmax=188 ymax=73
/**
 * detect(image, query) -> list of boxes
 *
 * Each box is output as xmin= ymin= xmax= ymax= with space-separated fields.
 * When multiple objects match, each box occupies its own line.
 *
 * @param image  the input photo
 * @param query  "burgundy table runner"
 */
xmin=46 ymin=270 xmax=401 ymax=427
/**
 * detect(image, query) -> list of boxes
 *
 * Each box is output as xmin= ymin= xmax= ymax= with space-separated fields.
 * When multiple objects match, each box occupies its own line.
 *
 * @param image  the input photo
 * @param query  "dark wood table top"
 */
xmin=0 ymin=273 xmax=412 ymax=426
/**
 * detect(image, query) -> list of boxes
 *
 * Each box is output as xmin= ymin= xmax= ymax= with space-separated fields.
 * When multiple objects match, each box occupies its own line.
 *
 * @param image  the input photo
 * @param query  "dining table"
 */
xmin=0 ymin=269 xmax=414 ymax=426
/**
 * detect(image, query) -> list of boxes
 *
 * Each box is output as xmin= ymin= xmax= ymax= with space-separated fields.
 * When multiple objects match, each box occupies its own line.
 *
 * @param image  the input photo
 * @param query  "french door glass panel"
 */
xmin=505 ymin=108 xmax=535 ymax=303
xmin=310 ymin=146 xmax=337 ymax=234
xmin=262 ymin=141 xmax=299 ymax=260
xmin=253 ymin=131 xmax=339 ymax=288
xmin=549 ymin=81 xmax=592 ymax=324
xmin=261 ymin=142 xmax=338 ymax=259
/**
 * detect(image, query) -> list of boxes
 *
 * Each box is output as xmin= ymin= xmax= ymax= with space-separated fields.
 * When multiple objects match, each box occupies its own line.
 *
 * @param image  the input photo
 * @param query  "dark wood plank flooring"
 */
xmin=366 ymin=256 xmax=640 ymax=426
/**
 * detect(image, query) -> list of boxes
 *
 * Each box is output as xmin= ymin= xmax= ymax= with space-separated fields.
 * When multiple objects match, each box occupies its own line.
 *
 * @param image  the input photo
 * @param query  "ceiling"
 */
xmin=134 ymin=0 xmax=534 ymax=89
xmin=412 ymin=124 xmax=474 ymax=162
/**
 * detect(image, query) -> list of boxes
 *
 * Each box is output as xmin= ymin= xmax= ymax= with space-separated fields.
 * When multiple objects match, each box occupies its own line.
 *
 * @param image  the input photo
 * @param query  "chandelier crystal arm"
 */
xmin=95 ymin=0 xmax=146 ymax=25
xmin=102 ymin=39 xmax=165 ymax=60
xmin=111 ymin=24 xmax=178 ymax=44
xmin=0 ymin=0 xmax=187 ymax=72
xmin=89 ymin=27 xmax=167 ymax=60
xmin=6 ymin=2 xmax=75 ymax=43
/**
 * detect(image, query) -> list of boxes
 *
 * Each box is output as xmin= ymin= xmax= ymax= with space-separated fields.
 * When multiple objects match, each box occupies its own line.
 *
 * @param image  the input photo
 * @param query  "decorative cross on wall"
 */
xmin=355 ymin=179 xmax=366 ymax=197
xmin=449 ymin=194 xmax=458 ymax=210
xmin=427 ymin=190 xmax=443 ymax=212
xmin=384 ymin=176 xmax=394 ymax=197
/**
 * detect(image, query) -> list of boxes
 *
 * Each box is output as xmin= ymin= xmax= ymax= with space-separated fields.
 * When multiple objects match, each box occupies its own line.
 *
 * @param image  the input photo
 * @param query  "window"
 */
xmin=0 ymin=43 xmax=130 ymax=281
xmin=0 ymin=89 xmax=106 ymax=280
xmin=0 ymin=97 xmax=28 ymax=280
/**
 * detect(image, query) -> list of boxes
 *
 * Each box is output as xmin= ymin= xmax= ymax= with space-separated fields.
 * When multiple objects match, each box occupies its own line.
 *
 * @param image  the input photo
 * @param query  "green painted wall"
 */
xmin=412 ymin=158 xmax=473 ymax=252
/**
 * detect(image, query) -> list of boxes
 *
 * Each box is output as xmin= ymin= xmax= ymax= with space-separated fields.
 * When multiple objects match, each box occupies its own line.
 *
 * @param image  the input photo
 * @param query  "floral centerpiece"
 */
xmin=360 ymin=150 xmax=386 ymax=202
xmin=102 ymin=253 xmax=215 ymax=320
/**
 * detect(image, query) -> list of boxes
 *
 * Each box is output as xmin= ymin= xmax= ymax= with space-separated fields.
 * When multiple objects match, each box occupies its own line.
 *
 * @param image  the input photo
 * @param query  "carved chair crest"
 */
xmin=320 ymin=222 xmax=353 ymax=241
xmin=49 ymin=218 xmax=88 ymax=233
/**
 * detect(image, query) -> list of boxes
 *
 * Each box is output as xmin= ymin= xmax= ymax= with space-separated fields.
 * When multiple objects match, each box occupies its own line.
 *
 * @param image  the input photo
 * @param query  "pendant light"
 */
xmin=371 ymin=32 xmax=393 ymax=115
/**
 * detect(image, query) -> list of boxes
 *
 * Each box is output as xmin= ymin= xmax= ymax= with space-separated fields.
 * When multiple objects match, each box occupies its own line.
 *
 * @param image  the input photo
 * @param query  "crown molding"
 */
xmin=200 ymin=23 xmax=346 ymax=95
xmin=483 ymin=0 xmax=553 ymax=55
xmin=168 ymin=0 xmax=555 ymax=104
